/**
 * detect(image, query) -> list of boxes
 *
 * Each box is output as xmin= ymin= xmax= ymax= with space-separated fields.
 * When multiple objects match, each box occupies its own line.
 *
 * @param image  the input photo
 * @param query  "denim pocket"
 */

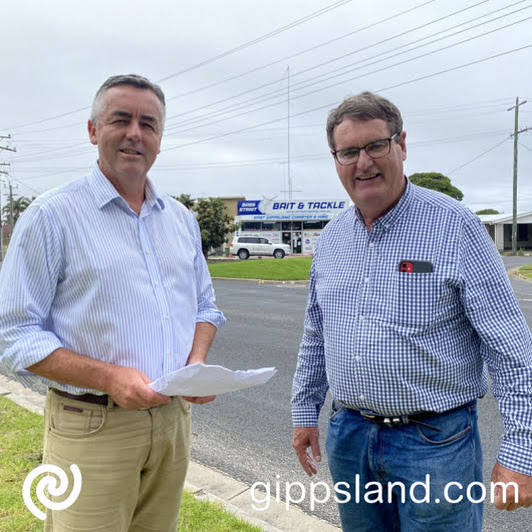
xmin=49 ymin=396 xmax=107 ymax=439
xmin=329 ymin=401 xmax=342 ymax=422
xmin=415 ymin=409 xmax=473 ymax=446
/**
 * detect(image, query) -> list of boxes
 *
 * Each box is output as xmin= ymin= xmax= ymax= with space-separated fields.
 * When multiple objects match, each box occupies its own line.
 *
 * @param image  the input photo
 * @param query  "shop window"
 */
xmin=242 ymin=222 xmax=262 ymax=231
xmin=262 ymin=221 xmax=281 ymax=231
xmin=303 ymin=221 xmax=323 ymax=229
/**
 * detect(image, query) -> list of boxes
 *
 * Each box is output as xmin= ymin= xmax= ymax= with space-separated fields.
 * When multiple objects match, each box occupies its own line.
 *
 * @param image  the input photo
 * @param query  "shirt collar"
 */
xmin=88 ymin=162 xmax=166 ymax=212
xmin=353 ymin=176 xmax=414 ymax=230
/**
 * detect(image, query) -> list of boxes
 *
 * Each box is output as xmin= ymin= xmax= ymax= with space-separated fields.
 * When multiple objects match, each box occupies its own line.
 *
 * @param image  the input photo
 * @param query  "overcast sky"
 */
xmin=2 ymin=0 xmax=532 ymax=213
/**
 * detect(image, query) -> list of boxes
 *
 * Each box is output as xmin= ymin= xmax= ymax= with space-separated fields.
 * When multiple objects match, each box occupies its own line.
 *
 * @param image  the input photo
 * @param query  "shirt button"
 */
xmin=164 ymin=315 xmax=169 ymax=321
xmin=355 ymin=356 xmax=361 ymax=362
xmin=146 ymin=249 xmax=151 ymax=254
xmin=368 ymin=243 xmax=375 ymax=248
xmin=167 ymin=350 xmax=171 ymax=356
xmin=359 ymin=316 xmax=365 ymax=322
xmin=155 ymin=282 xmax=160 ymax=287
xmin=364 ymin=277 xmax=370 ymax=283
xmin=359 ymin=394 xmax=365 ymax=401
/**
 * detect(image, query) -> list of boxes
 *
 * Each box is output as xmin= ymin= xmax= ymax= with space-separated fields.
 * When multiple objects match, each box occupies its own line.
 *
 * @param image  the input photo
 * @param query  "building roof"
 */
xmin=478 ymin=211 xmax=532 ymax=224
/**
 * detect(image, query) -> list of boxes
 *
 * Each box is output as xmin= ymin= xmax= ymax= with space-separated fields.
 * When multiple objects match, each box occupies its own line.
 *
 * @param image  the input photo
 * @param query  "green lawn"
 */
xmin=0 ymin=398 xmax=44 ymax=532
xmin=518 ymin=264 xmax=532 ymax=279
xmin=209 ymin=256 xmax=312 ymax=280
xmin=0 ymin=397 xmax=261 ymax=532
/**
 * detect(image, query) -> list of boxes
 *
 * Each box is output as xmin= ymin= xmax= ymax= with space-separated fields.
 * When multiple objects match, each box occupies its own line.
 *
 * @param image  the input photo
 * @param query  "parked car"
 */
xmin=230 ymin=236 xmax=291 ymax=260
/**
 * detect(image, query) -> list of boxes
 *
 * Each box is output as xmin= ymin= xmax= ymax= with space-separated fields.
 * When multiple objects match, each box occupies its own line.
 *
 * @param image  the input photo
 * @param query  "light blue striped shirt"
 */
xmin=291 ymin=179 xmax=532 ymax=475
xmin=0 ymin=163 xmax=225 ymax=394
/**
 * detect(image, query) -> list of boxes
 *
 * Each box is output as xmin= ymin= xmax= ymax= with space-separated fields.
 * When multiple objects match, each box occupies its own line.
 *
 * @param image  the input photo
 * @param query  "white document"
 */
xmin=149 ymin=363 xmax=277 ymax=397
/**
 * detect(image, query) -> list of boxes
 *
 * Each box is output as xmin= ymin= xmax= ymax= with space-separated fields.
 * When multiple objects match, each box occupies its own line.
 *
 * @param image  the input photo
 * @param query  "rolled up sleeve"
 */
xmin=0 ymin=206 xmax=64 ymax=375
xmin=191 ymin=217 xmax=226 ymax=329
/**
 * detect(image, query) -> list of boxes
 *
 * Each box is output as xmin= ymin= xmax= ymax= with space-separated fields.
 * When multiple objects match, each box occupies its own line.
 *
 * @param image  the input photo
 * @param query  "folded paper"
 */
xmin=148 ymin=363 xmax=277 ymax=396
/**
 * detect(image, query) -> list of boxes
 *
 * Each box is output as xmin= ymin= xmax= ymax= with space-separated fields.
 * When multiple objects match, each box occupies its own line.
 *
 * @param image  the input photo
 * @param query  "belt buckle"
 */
xmin=360 ymin=411 xmax=402 ymax=426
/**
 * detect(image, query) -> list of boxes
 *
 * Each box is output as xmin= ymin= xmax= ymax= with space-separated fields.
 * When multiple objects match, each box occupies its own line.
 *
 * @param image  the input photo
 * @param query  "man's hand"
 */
xmin=182 ymin=322 xmax=218 ymax=405
xmin=491 ymin=461 xmax=532 ymax=510
xmin=105 ymin=366 xmax=170 ymax=410
xmin=293 ymin=426 xmax=321 ymax=476
xmin=182 ymin=395 xmax=216 ymax=405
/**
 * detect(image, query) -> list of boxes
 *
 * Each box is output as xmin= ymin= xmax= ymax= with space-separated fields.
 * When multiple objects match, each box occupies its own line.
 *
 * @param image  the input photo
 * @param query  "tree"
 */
xmin=2 ymin=195 xmax=35 ymax=225
xmin=170 ymin=193 xmax=194 ymax=210
xmin=475 ymin=209 xmax=500 ymax=215
xmin=171 ymin=194 xmax=239 ymax=258
xmin=194 ymin=198 xmax=239 ymax=258
xmin=408 ymin=172 xmax=463 ymax=201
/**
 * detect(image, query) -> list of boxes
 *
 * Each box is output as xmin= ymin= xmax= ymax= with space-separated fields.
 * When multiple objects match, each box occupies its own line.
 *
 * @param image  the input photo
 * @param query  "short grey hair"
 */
xmin=91 ymin=74 xmax=166 ymax=128
xmin=326 ymin=91 xmax=403 ymax=150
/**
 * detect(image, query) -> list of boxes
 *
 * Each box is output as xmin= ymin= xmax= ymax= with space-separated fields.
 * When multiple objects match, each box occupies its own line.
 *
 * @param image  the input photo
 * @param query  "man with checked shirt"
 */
xmin=291 ymin=91 xmax=532 ymax=531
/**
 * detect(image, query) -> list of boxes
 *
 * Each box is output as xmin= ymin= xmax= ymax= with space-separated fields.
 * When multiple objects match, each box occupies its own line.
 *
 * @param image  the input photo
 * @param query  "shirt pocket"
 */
xmin=391 ymin=272 xmax=445 ymax=328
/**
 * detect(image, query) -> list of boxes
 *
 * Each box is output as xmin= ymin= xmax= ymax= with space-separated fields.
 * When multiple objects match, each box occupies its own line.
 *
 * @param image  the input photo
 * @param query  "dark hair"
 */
xmin=91 ymin=74 xmax=166 ymax=127
xmin=326 ymin=91 xmax=403 ymax=150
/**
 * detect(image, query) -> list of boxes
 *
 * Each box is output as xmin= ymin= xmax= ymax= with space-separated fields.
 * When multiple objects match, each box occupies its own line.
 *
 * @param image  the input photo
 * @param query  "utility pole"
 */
xmin=0 ymin=137 xmax=16 ymax=261
xmin=286 ymin=65 xmax=292 ymax=202
xmin=0 ymin=164 xmax=7 ymax=262
xmin=507 ymin=98 xmax=527 ymax=255
xmin=8 ymin=182 xmax=14 ymax=235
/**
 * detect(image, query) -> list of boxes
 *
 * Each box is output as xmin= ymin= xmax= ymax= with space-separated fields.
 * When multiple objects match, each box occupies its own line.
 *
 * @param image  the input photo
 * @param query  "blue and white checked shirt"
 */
xmin=291 ymin=179 xmax=532 ymax=475
xmin=0 ymin=163 xmax=225 ymax=394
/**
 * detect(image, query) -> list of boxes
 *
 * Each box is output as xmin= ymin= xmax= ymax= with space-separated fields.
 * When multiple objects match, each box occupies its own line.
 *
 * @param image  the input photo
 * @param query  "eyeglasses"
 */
xmin=332 ymin=131 xmax=400 ymax=166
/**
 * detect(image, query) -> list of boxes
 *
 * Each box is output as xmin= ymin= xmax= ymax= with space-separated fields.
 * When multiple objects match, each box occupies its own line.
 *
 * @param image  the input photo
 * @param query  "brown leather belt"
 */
xmin=52 ymin=388 xmax=109 ymax=406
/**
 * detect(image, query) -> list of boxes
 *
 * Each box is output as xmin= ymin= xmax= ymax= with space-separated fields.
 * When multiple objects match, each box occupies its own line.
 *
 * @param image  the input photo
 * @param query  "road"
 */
xmin=192 ymin=257 xmax=532 ymax=530
xmin=1 ymin=257 xmax=532 ymax=530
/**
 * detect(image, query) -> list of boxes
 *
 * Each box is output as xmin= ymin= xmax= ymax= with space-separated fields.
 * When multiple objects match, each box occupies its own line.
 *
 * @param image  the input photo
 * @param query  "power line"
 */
xmin=8 ymin=0 xmax=354 ymax=132
xmin=163 ymin=43 xmax=532 ymax=152
xmin=140 ymin=130 xmax=513 ymax=172
xmin=164 ymin=0 xmax=437 ymax=104
xmin=164 ymin=0 xmax=493 ymax=129
xmin=157 ymin=0 xmax=354 ymax=83
xmin=164 ymin=15 xmax=532 ymax=138
xmin=4 ymin=174 xmax=43 ymax=196
xmin=447 ymin=137 xmax=509 ymax=175
xmin=6 ymin=106 xmax=90 ymax=132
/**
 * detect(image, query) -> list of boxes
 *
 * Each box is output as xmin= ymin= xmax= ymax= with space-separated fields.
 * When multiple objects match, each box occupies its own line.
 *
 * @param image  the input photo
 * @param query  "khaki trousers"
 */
xmin=42 ymin=390 xmax=191 ymax=532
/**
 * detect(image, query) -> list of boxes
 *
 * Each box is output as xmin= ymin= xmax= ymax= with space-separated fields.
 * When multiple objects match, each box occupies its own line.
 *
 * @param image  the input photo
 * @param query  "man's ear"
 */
xmin=400 ymin=131 xmax=407 ymax=161
xmin=88 ymin=120 xmax=98 ymax=146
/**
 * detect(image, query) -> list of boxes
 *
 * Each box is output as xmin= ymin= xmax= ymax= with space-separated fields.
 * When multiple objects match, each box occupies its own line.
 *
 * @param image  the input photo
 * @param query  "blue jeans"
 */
xmin=326 ymin=401 xmax=483 ymax=531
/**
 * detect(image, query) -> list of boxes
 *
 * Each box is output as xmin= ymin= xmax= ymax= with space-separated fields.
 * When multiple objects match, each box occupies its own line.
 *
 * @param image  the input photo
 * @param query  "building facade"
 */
xmin=479 ymin=212 xmax=532 ymax=251
xmin=234 ymin=198 xmax=349 ymax=255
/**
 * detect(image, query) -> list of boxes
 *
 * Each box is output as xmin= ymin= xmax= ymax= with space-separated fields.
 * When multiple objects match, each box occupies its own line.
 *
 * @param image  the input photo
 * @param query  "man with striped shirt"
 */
xmin=291 ymin=92 xmax=532 ymax=531
xmin=0 ymin=74 xmax=225 ymax=531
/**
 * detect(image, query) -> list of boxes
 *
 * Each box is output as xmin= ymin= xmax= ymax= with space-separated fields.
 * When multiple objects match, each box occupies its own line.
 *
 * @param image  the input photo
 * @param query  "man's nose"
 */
xmin=356 ymin=148 xmax=373 ymax=170
xmin=125 ymin=120 xmax=142 ymax=140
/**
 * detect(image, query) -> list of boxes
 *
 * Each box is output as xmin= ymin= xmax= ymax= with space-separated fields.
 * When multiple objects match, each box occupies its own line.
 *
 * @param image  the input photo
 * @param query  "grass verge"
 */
xmin=209 ymin=256 xmax=312 ymax=280
xmin=0 ymin=397 xmax=262 ymax=532
xmin=518 ymin=265 xmax=532 ymax=279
